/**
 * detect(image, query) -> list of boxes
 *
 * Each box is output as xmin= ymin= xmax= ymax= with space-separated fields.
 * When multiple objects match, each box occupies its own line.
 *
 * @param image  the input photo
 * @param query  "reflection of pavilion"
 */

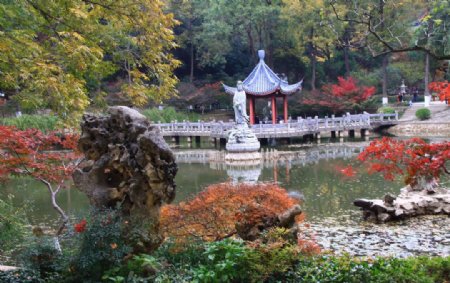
xmin=174 ymin=144 xmax=366 ymax=183
xmin=223 ymin=50 xmax=302 ymax=125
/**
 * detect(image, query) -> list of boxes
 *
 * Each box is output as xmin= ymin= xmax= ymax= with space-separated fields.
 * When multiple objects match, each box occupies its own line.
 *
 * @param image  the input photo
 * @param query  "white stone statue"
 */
xmin=233 ymin=81 xmax=249 ymax=125
xmin=226 ymin=81 xmax=260 ymax=153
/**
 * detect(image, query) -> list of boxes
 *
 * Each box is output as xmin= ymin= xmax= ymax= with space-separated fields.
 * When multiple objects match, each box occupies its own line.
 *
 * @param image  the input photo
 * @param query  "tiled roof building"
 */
xmin=223 ymin=50 xmax=302 ymax=124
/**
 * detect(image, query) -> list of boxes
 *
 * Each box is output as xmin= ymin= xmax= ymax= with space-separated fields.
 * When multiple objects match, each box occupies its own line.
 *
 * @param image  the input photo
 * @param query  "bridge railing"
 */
xmin=155 ymin=113 xmax=397 ymax=136
xmin=367 ymin=112 xmax=398 ymax=123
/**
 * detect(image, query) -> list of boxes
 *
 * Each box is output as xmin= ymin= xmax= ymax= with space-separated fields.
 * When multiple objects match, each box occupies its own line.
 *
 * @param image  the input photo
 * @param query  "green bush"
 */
xmin=141 ymin=107 xmax=200 ymax=123
xmin=0 ymin=115 xmax=61 ymax=132
xmin=17 ymin=235 xmax=69 ymax=282
xmin=113 ymin=239 xmax=450 ymax=283
xmin=0 ymin=196 xmax=30 ymax=254
xmin=281 ymin=256 xmax=450 ymax=283
xmin=0 ymin=269 xmax=44 ymax=283
xmin=68 ymin=209 xmax=132 ymax=283
xmin=102 ymin=254 xmax=161 ymax=283
xmin=415 ymin=108 xmax=431 ymax=120
xmin=377 ymin=106 xmax=396 ymax=114
xmin=191 ymin=239 xmax=250 ymax=282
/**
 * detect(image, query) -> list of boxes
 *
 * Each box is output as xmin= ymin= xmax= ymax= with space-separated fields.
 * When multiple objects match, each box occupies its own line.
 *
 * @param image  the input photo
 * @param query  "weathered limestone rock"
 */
xmin=235 ymin=205 xmax=302 ymax=241
xmin=73 ymin=106 xmax=177 ymax=251
xmin=354 ymin=186 xmax=450 ymax=223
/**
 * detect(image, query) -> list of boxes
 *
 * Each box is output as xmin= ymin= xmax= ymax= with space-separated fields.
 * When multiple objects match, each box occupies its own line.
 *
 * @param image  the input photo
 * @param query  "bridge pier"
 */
xmin=171 ymin=136 xmax=180 ymax=145
xmin=349 ymin=130 xmax=355 ymax=138
xmin=302 ymin=134 xmax=313 ymax=143
xmin=361 ymin=129 xmax=370 ymax=137
xmin=259 ymin=138 xmax=268 ymax=146
xmin=331 ymin=131 xmax=337 ymax=139
xmin=361 ymin=129 xmax=371 ymax=141
xmin=339 ymin=131 xmax=348 ymax=137
xmin=315 ymin=133 xmax=321 ymax=144
xmin=187 ymin=136 xmax=192 ymax=143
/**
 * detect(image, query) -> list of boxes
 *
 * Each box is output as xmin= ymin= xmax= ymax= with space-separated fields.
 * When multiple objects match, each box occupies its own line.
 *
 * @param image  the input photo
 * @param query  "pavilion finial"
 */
xmin=258 ymin=50 xmax=265 ymax=61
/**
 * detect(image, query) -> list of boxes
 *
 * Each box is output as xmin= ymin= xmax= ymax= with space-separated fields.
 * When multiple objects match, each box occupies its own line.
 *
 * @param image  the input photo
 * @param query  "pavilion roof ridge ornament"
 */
xmin=223 ymin=49 xmax=302 ymax=96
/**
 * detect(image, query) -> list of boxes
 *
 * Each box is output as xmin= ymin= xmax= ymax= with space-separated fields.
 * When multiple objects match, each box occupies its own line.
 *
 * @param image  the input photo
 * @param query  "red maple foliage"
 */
xmin=0 ymin=126 xmax=81 ymax=234
xmin=160 ymin=183 xmax=304 ymax=243
xmin=302 ymin=76 xmax=376 ymax=114
xmin=358 ymin=137 xmax=450 ymax=188
xmin=429 ymin=81 xmax=450 ymax=103
xmin=338 ymin=165 xmax=357 ymax=178
xmin=74 ymin=219 xmax=87 ymax=233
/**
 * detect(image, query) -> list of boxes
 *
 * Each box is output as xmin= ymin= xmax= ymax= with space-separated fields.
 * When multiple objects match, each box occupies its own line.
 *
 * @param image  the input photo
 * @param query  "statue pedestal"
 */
xmin=225 ymin=124 xmax=260 ymax=154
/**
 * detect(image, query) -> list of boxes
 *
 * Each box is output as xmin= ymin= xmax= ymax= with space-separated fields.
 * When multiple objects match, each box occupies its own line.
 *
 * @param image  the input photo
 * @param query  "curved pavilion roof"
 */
xmin=223 ymin=50 xmax=302 ymax=96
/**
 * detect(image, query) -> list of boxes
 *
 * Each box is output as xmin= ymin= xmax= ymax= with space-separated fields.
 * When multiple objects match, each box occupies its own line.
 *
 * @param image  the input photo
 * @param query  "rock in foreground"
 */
xmin=354 ymin=186 xmax=450 ymax=222
xmin=73 ymin=106 xmax=177 ymax=251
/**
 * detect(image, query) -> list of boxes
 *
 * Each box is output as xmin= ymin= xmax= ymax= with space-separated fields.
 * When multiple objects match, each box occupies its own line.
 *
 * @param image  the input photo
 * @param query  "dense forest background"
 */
xmin=166 ymin=0 xmax=449 ymax=117
xmin=0 ymin=0 xmax=449 ymax=119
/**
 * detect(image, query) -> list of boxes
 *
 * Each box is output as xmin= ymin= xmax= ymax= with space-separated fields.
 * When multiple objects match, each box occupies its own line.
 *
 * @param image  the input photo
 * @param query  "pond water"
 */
xmin=0 ymin=141 xmax=404 ymax=224
xmin=1 ymin=139 xmax=449 ymax=257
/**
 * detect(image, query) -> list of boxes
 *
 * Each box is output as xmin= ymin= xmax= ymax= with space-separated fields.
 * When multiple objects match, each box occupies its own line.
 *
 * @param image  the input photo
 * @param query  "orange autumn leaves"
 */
xmin=160 ymin=183 xmax=303 ymax=242
xmin=358 ymin=137 xmax=450 ymax=187
xmin=429 ymin=81 xmax=450 ymax=102
xmin=0 ymin=125 xmax=80 ymax=183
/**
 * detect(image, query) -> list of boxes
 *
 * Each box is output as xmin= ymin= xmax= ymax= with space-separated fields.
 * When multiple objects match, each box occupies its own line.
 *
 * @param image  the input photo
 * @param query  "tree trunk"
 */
xmin=189 ymin=43 xmax=194 ymax=83
xmin=379 ymin=0 xmax=388 ymax=97
xmin=424 ymin=53 xmax=430 ymax=96
xmin=382 ymin=54 xmax=388 ymax=96
xmin=311 ymin=55 xmax=316 ymax=91
xmin=344 ymin=45 xmax=350 ymax=77
xmin=247 ymin=26 xmax=256 ymax=61
xmin=309 ymin=27 xmax=316 ymax=91
xmin=41 ymin=179 xmax=68 ymax=236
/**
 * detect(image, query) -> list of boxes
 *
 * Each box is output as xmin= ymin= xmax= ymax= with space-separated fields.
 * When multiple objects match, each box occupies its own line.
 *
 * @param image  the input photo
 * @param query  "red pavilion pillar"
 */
xmin=271 ymin=95 xmax=277 ymax=124
xmin=249 ymin=96 xmax=255 ymax=125
xmin=283 ymin=95 xmax=288 ymax=123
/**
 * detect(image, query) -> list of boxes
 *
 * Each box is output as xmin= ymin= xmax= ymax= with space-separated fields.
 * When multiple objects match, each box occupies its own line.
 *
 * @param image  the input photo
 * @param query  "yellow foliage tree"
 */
xmin=0 ymin=0 xmax=179 ymax=123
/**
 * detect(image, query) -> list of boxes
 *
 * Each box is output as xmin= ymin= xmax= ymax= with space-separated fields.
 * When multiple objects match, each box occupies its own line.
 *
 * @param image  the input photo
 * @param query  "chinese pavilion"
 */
xmin=223 ymin=50 xmax=302 ymax=125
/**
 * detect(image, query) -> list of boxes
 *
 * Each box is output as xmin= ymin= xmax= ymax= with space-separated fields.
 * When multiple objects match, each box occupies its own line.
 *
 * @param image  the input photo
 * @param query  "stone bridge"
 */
xmin=155 ymin=113 xmax=398 ymax=142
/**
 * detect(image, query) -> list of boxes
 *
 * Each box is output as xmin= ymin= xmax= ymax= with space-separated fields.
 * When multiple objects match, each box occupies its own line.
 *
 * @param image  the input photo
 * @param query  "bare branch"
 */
xmin=329 ymin=1 xmax=450 ymax=60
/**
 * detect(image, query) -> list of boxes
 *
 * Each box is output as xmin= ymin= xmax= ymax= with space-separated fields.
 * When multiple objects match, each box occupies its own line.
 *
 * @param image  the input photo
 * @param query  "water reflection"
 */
xmin=226 ymin=165 xmax=261 ymax=183
xmin=0 ymin=143 xmax=406 ymax=224
xmin=173 ymin=143 xmax=405 ymax=218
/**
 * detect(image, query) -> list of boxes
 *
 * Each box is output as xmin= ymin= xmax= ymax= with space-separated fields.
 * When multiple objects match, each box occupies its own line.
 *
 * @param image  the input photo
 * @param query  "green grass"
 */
xmin=140 ymin=107 xmax=200 ymax=123
xmin=0 ymin=114 xmax=61 ymax=132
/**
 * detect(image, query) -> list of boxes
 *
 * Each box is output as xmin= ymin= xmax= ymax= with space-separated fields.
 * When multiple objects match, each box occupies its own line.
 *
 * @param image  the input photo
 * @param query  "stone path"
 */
xmin=300 ymin=213 xmax=450 ymax=258
xmin=400 ymin=101 xmax=449 ymax=122
xmin=388 ymin=101 xmax=450 ymax=136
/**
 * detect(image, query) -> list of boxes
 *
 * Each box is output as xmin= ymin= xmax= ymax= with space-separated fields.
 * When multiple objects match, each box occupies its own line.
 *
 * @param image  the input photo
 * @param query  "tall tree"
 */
xmin=330 ymin=0 xmax=449 ymax=60
xmin=282 ymin=0 xmax=336 ymax=90
xmin=190 ymin=0 xmax=282 ymax=69
xmin=168 ymin=0 xmax=202 ymax=82
xmin=0 ymin=0 xmax=180 ymax=122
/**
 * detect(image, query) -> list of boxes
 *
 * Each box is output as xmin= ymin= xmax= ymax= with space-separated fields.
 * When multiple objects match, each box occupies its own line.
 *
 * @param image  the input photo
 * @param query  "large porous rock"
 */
xmin=73 ymin=106 xmax=177 ymax=252
xmin=354 ymin=186 xmax=450 ymax=223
